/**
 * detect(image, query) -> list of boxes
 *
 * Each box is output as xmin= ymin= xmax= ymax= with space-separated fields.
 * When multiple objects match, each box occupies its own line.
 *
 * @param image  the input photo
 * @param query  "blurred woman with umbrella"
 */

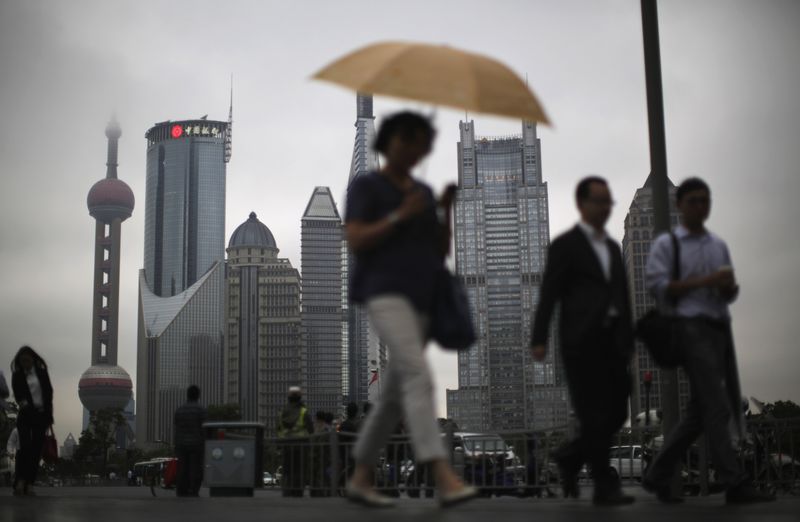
xmin=315 ymin=41 xmax=549 ymax=508
xmin=343 ymin=111 xmax=476 ymax=508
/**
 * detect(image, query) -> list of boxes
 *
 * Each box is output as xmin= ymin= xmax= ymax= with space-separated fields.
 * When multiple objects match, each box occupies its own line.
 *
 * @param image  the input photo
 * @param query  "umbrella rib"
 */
xmin=359 ymin=43 xmax=418 ymax=95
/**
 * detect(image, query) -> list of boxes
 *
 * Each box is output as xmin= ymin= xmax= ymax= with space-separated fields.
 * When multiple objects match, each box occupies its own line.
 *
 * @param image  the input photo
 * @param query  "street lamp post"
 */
xmin=643 ymin=371 xmax=653 ymax=428
xmin=641 ymin=0 xmax=682 ymax=496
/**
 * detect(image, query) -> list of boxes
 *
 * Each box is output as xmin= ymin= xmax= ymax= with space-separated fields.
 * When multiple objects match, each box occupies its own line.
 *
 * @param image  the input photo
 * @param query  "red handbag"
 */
xmin=42 ymin=425 xmax=58 ymax=463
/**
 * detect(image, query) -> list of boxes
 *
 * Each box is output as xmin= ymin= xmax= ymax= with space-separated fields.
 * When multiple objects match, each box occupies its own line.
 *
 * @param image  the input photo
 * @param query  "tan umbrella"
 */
xmin=312 ymin=41 xmax=550 ymax=124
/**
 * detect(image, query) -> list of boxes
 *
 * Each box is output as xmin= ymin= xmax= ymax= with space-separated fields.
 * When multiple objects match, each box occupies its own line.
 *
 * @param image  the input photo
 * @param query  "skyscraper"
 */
xmin=301 ymin=187 xmax=345 ymax=415
xmin=345 ymin=94 xmax=386 ymax=405
xmin=446 ymin=120 xmax=569 ymax=432
xmin=79 ymin=117 xmax=135 ymax=433
xmin=224 ymin=212 xmax=302 ymax=434
xmin=136 ymin=114 xmax=231 ymax=445
xmin=622 ymin=174 xmax=690 ymax=420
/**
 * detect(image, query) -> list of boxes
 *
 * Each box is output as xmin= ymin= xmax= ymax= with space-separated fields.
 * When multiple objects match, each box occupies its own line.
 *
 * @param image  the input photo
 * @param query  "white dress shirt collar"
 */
xmin=578 ymin=221 xmax=607 ymax=241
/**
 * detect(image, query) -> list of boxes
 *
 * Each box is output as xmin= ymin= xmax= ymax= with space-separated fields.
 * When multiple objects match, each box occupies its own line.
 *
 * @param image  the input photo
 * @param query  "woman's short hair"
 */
xmin=374 ymin=111 xmax=435 ymax=154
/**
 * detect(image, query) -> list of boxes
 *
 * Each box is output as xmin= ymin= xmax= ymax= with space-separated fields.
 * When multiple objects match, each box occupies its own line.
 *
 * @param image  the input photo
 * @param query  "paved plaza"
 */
xmin=1 ymin=486 xmax=798 ymax=522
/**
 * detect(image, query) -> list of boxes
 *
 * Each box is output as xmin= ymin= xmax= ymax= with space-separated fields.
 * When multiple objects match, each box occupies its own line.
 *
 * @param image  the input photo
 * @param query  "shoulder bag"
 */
xmin=635 ymin=233 xmax=684 ymax=368
xmin=429 ymin=268 xmax=476 ymax=351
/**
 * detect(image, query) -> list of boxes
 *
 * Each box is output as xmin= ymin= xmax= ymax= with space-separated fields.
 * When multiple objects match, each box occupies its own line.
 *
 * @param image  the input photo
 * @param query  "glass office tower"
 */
xmin=345 ymin=94 xmax=386 ymax=405
xmin=301 ymin=187 xmax=345 ymax=415
xmin=136 ymin=118 xmax=229 ymax=445
xmin=447 ymin=120 xmax=569 ymax=432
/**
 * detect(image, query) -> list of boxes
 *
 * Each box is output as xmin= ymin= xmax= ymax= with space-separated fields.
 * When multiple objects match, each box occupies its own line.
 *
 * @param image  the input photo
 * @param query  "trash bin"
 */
xmin=203 ymin=421 xmax=264 ymax=497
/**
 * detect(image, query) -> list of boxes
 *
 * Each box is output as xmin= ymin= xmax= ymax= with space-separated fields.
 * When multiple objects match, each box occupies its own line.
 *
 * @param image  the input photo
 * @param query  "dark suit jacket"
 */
xmin=12 ymin=365 xmax=54 ymax=423
xmin=531 ymin=226 xmax=633 ymax=359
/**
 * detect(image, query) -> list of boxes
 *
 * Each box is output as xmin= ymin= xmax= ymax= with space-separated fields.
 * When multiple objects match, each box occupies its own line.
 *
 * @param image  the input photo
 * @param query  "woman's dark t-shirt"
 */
xmin=345 ymin=172 xmax=443 ymax=313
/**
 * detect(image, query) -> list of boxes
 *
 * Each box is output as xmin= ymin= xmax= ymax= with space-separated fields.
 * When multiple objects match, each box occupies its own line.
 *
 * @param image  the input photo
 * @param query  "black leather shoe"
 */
xmin=593 ymin=490 xmax=635 ymax=506
xmin=556 ymin=458 xmax=580 ymax=499
xmin=725 ymin=482 xmax=776 ymax=505
xmin=642 ymin=478 xmax=684 ymax=504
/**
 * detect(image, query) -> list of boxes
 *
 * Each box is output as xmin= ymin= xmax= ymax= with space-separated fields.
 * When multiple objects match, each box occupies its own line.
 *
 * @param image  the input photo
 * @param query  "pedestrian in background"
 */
xmin=173 ymin=384 xmax=207 ymax=497
xmin=338 ymin=402 xmax=361 ymax=486
xmin=642 ymin=177 xmax=774 ymax=505
xmin=277 ymin=386 xmax=313 ymax=497
xmin=311 ymin=410 xmax=333 ymax=497
xmin=340 ymin=402 xmax=360 ymax=435
xmin=344 ymin=111 xmax=476 ymax=508
xmin=10 ymin=346 xmax=53 ymax=497
xmin=530 ymin=177 xmax=635 ymax=506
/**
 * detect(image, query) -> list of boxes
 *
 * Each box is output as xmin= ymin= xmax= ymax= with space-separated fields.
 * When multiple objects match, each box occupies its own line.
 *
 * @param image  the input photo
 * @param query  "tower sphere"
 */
xmin=87 ymin=178 xmax=135 ymax=222
xmin=105 ymin=118 xmax=122 ymax=140
xmin=78 ymin=364 xmax=133 ymax=412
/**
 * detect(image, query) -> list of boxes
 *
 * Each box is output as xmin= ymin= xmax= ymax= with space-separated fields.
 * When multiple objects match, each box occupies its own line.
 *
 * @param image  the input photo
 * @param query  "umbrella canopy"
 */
xmin=313 ymin=41 xmax=550 ymax=124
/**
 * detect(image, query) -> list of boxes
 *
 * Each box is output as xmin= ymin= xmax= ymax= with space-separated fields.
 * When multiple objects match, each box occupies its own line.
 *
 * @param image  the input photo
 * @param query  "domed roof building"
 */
xmin=224 ymin=212 xmax=302 ymax=433
xmin=227 ymin=212 xmax=279 ymax=263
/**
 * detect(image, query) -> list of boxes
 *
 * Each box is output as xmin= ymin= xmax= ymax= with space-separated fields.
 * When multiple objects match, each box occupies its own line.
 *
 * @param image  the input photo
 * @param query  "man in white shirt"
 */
xmin=643 ymin=177 xmax=774 ymax=505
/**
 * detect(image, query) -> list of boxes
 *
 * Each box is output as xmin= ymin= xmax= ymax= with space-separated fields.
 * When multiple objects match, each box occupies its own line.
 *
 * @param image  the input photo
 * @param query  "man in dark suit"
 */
xmin=530 ymin=176 xmax=634 ymax=506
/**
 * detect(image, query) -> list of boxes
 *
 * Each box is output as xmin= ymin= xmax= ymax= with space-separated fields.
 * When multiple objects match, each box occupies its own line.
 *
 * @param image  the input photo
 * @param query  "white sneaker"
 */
xmin=439 ymin=485 xmax=478 ymax=508
xmin=345 ymin=484 xmax=396 ymax=508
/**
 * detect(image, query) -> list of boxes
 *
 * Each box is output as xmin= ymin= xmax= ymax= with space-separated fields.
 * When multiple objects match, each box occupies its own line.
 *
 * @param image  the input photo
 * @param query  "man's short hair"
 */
xmin=187 ymin=385 xmax=200 ymax=401
xmin=676 ymin=177 xmax=710 ymax=203
xmin=575 ymin=176 xmax=608 ymax=203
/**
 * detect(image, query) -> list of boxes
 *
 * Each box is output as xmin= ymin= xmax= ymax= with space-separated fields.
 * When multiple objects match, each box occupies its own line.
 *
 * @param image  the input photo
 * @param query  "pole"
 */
xmin=641 ymin=0 xmax=682 ymax=497
xmin=644 ymin=371 xmax=652 ymax=427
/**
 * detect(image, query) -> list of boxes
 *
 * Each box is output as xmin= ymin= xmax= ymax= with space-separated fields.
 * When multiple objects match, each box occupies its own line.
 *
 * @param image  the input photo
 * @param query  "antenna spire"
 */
xmin=105 ymin=114 xmax=122 ymax=179
xmin=225 ymin=74 xmax=233 ymax=163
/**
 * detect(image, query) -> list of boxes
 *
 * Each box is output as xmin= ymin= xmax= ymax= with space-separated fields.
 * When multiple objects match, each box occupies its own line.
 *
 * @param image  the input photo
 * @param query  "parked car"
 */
xmin=608 ymin=445 xmax=645 ymax=480
xmin=579 ymin=445 xmax=645 ymax=481
xmin=262 ymin=472 xmax=276 ymax=487
xmin=403 ymin=432 xmax=524 ymax=498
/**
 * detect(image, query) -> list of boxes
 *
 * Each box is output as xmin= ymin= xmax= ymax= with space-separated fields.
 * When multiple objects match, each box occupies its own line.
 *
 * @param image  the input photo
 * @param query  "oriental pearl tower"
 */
xmin=79 ymin=117 xmax=135 ymax=415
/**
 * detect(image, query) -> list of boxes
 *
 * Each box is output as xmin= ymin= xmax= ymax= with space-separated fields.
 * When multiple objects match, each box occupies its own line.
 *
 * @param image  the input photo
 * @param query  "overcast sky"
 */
xmin=1 ymin=0 xmax=798 ymax=442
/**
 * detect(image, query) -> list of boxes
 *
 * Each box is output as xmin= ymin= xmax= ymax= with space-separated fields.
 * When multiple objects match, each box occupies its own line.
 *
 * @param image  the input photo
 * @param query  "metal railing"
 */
xmin=265 ymin=417 xmax=800 ymax=498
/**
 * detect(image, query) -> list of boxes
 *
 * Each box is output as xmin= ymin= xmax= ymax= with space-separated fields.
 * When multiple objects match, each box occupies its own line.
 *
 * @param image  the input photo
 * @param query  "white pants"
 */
xmin=353 ymin=295 xmax=447 ymax=464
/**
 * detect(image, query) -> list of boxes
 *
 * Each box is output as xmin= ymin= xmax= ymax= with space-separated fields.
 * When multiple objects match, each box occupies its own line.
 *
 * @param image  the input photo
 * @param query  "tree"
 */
xmin=73 ymin=408 xmax=125 ymax=475
xmin=0 ymin=401 xmax=18 ymax=452
xmin=207 ymin=403 xmax=241 ymax=422
xmin=750 ymin=400 xmax=800 ymax=461
xmin=762 ymin=400 xmax=800 ymax=419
